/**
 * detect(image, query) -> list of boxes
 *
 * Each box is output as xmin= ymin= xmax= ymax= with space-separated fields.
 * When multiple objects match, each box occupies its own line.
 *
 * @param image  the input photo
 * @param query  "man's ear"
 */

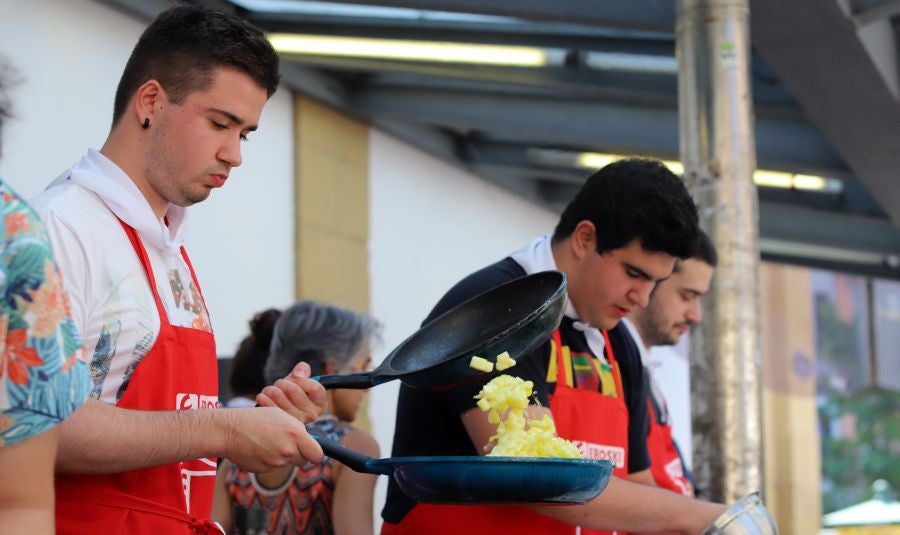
xmin=571 ymin=220 xmax=597 ymax=260
xmin=132 ymin=79 xmax=165 ymax=128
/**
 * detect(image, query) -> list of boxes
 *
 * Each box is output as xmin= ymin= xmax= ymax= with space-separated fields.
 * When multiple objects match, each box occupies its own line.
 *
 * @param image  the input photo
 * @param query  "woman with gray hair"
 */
xmin=212 ymin=300 xmax=382 ymax=535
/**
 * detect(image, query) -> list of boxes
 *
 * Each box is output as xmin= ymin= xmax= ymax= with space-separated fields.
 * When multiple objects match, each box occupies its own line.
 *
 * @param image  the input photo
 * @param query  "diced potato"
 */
xmin=474 ymin=373 xmax=581 ymax=459
xmin=469 ymin=355 xmax=494 ymax=373
xmin=495 ymin=351 xmax=516 ymax=371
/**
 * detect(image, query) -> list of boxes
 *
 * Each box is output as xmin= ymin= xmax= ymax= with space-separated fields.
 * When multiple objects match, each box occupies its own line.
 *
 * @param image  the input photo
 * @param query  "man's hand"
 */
xmin=220 ymin=406 xmax=324 ymax=473
xmin=256 ymin=362 xmax=327 ymax=424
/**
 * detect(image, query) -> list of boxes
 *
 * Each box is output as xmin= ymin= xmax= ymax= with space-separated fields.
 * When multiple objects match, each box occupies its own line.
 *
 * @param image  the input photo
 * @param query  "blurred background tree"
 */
xmin=819 ymin=386 xmax=900 ymax=513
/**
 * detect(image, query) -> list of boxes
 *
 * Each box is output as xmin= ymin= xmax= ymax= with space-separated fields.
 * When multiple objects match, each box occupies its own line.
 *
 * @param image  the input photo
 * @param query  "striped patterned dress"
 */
xmin=225 ymin=415 xmax=349 ymax=534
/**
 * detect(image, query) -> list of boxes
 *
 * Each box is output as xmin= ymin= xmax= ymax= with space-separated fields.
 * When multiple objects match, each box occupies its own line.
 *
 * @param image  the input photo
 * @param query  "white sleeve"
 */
xmin=37 ymin=209 xmax=92 ymax=338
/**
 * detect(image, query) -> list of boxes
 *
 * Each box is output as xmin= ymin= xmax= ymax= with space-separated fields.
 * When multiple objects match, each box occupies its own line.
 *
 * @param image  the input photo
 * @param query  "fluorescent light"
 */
xmin=576 ymin=153 xmax=625 ymax=169
xmin=583 ymin=52 xmax=678 ymax=75
xmin=754 ymin=170 xmax=794 ymax=189
xmin=661 ymin=160 xmax=684 ymax=175
xmin=268 ymin=33 xmax=550 ymax=67
xmin=573 ymin=152 xmax=842 ymax=193
xmin=760 ymin=239 xmax=888 ymax=266
xmin=792 ymin=174 xmax=827 ymax=190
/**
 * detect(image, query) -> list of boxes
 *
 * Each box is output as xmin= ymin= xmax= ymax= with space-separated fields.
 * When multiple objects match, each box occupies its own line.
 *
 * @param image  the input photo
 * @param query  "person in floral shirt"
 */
xmin=0 ymin=66 xmax=90 ymax=532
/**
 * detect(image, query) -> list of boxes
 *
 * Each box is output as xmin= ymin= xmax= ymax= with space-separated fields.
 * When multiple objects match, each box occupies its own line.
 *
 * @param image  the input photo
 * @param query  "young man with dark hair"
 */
xmin=382 ymin=159 xmax=727 ymax=534
xmin=624 ymin=231 xmax=718 ymax=497
xmin=30 ymin=6 xmax=325 ymax=533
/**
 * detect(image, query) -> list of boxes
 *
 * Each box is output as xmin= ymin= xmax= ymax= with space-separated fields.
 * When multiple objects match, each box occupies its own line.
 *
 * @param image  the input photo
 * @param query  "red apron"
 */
xmin=647 ymin=399 xmax=693 ymax=496
xmin=382 ymin=328 xmax=630 ymax=535
xmin=55 ymin=219 xmax=221 ymax=534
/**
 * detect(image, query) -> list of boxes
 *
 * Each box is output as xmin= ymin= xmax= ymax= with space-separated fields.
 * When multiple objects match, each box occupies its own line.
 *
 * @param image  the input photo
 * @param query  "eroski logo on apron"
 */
xmin=572 ymin=440 xmax=626 ymax=468
xmin=175 ymin=393 xmax=219 ymax=410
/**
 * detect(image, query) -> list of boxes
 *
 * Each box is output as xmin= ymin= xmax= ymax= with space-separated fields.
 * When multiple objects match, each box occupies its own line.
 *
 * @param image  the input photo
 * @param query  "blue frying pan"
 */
xmin=316 ymin=270 xmax=567 ymax=391
xmin=314 ymin=434 xmax=614 ymax=504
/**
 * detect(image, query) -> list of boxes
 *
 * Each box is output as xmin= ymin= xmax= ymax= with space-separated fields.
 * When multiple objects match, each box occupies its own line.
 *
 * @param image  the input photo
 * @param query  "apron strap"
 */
xmin=116 ymin=217 xmax=169 ymax=328
xmin=60 ymin=488 xmax=222 ymax=534
xmin=600 ymin=330 xmax=625 ymax=396
xmin=179 ymin=246 xmax=204 ymax=297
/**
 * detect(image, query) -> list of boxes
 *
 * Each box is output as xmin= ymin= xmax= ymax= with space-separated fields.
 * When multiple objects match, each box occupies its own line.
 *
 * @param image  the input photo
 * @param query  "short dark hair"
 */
xmin=694 ymin=230 xmax=718 ymax=267
xmin=112 ymin=4 xmax=281 ymax=126
xmin=229 ymin=308 xmax=281 ymax=398
xmin=552 ymin=158 xmax=700 ymax=259
xmin=672 ymin=229 xmax=717 ymax=274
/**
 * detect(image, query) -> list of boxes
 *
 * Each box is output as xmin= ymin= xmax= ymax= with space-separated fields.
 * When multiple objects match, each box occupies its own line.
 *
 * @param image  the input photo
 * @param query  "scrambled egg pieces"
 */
xmin=474 ymin=375 xmax=581 ymax=458
xmin=469 ymin=355 xmax=494 ymax=373
xmin=469 ymin=351 xmax=517 ymax=373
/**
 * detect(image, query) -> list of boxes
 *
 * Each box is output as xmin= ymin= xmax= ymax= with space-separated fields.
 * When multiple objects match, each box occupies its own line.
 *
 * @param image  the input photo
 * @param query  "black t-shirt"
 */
xmin=381 ymin=257 xmax=651 ymax=524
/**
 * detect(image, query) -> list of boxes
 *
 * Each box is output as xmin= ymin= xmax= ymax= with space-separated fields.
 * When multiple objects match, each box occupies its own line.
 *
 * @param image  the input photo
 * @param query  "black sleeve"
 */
xmin=609 ymin=324 xmax=652 ymax=473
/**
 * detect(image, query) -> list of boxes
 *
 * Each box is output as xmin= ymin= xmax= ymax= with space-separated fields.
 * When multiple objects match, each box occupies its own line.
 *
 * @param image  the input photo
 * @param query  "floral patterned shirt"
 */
xmin=0 ymin=179 xmax=90 ymax=447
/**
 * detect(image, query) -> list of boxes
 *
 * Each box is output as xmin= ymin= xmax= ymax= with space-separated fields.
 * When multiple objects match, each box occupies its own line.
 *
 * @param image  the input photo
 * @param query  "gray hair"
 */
xmin=264 ymin=300 xmax=382 ymax=383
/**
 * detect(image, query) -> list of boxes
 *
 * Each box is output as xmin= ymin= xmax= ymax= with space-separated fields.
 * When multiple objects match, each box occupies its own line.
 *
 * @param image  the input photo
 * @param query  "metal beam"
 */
xmin=280 ymin=56 xmax=627 ymax=98
xmin=278 ymin=63 xmax=352 ymax=111
xmin=304 ymin=0 xmax=676 ymax=32
xmin=351 ymin=85 xmax=847 ymax=173
xmin=751 ymin=0 xmax=900 ymax=227
xmin=852 ymin=0 xmax=900 ymax=26
xmin=758 ymin=201 xmax=900 ymax=256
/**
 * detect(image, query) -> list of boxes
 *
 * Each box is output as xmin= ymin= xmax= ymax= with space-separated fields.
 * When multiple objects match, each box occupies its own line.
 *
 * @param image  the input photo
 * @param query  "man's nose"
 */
xmin=686 ymin=300 xmax=702 ymax=324
xmin=630 ymin=281 xmax=654 ymax=309
xmin=219 ymin=135 xmax=243 ymax=168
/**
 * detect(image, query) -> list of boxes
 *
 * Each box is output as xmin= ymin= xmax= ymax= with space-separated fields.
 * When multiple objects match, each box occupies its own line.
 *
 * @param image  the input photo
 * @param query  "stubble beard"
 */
xmin=145 ymin=129 xmax=213 ymax=208
xmin=638 ymin=307 xmax=678 ymax=347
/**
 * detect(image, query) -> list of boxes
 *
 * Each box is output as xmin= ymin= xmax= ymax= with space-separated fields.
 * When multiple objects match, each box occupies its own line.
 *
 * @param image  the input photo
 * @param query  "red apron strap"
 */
xmin=179 ymin=246 xmax=204 ymax=297
xmin=60 ymin=488 xmax=221 ymax=534
xmin=115 ymin=218 xmax=168 ymax=327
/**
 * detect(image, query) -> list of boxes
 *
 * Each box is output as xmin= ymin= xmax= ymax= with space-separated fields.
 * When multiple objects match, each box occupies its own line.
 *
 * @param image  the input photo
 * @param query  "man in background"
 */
xmin=624 ymin=231 xmax=717 ymax=496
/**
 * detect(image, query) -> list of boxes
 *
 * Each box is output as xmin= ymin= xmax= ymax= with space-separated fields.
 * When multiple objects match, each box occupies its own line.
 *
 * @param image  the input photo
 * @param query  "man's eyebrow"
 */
xmin=623 ymin=262 xmax=655 ymax=282
xmin=207 ymin=107 xmax=258 ymax=132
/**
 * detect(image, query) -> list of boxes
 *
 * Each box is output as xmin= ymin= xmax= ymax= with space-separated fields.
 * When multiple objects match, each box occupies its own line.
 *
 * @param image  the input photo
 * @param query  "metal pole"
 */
xmin=676 ymin=0 xmax=763 ymax=503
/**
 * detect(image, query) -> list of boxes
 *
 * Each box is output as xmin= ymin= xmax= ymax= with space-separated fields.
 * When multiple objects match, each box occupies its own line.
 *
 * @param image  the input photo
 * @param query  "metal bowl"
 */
xmin=702 ymin=492 xmax=779 ymax=535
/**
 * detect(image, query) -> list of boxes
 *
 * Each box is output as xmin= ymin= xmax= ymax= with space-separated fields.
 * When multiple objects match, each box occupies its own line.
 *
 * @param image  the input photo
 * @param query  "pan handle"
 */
xmin=313 ymin=373 xmax=375 ymax=389
xmin=312 ymin=433 xmax=390 ymax=475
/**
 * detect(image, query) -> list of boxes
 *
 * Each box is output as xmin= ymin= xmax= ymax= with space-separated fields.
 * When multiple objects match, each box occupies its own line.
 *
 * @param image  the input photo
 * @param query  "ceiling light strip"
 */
xmin=268 ymin=33 xmax=549 ymax=67
xmin=574 ymin=152 xmax=841 ymax=193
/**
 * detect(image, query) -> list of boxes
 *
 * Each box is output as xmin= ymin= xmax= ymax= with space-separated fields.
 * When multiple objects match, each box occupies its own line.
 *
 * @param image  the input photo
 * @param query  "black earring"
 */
xmin=141 ymin=118 xmax=150 ymax=129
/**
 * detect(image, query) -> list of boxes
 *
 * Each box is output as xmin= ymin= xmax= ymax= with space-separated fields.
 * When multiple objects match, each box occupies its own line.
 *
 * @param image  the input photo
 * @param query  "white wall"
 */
xmin=368 ymin=129 xmax=558 ymax=524
xmin=0 ymin=0 xmax=297 ymax=355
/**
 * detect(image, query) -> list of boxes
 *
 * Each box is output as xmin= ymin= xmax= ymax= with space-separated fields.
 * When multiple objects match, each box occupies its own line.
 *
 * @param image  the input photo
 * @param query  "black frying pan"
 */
xmin=314 ymin=434 xmax=613 ymax=504
xmin=316 ymin=270 xmax=566 ymax=391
